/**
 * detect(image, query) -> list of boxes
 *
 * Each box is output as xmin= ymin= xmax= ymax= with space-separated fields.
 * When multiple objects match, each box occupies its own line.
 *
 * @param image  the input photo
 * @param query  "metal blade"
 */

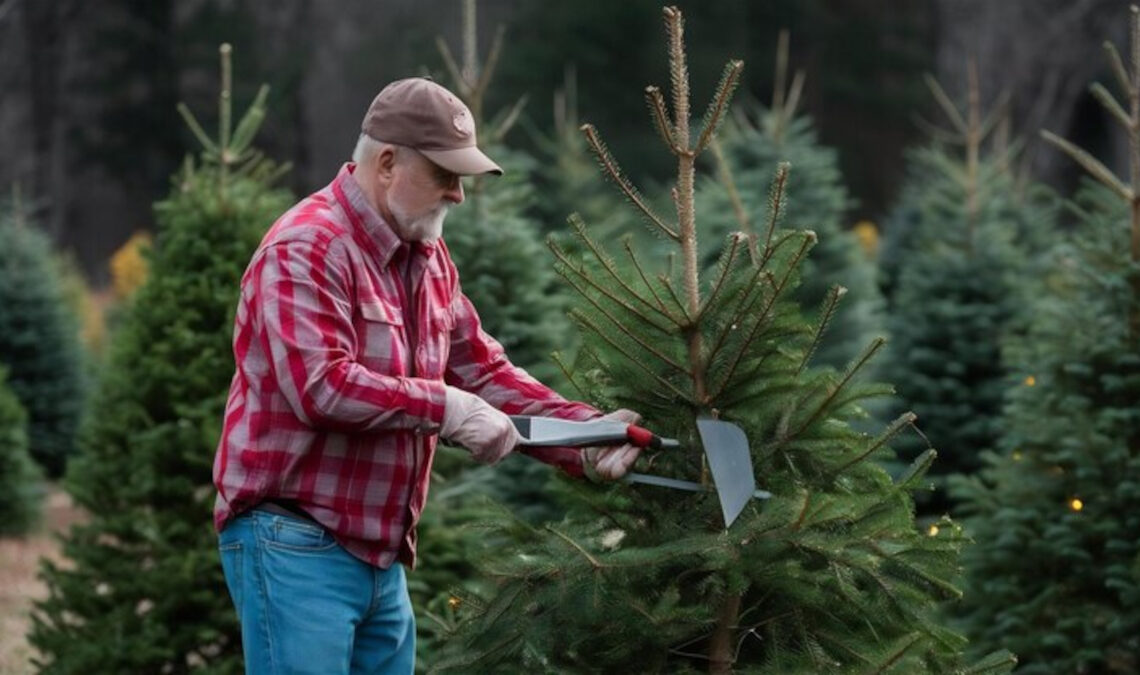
xmin=697 ymin=418 xmax=756 ymax=529
xmin=624 ymin=473 xmax=704 ymax=492
xmin=624 ymin=472 xmax=772 ymax=499
xmin=511 ymin=416 xmax=631 ymax=447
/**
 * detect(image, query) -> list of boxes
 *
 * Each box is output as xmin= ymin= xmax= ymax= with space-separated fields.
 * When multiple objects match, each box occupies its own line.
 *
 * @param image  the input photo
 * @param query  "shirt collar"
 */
xmin=334 ymin=163 xmax=440 ymax=267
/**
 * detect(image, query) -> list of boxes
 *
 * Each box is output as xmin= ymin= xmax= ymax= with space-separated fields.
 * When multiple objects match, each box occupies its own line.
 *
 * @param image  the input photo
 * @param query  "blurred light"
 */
xmin=928 ymin=524 xmax=940 ymax=536
xmin=1024 ymin=375 xmax=1036 ymax=387
xmin=852 ymin=220 xmax=879 ymax=258
xmin=1069 ymin=498 xmax=1083 ymax=512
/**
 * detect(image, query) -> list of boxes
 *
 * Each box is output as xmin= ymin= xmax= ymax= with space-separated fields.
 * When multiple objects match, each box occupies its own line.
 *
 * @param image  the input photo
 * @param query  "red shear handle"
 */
xmin=626 ymin=425 xmax=663 ymax=449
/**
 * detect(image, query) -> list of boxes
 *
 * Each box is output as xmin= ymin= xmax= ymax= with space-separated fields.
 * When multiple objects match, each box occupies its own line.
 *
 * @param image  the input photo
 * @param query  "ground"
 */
xmin=0 ymin=486 xmax=83 ymax=675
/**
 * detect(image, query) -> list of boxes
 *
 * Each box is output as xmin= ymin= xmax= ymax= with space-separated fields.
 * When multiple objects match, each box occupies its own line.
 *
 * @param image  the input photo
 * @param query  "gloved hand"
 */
xmin=583 ymin=409 xmax=643 ymax=481
xmin=440 ymin=386 xmax=521 ymax=464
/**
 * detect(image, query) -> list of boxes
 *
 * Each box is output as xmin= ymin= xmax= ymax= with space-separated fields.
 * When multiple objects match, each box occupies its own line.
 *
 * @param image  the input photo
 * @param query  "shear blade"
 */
xmin=697 ymin=418 xmax=756 ymax=529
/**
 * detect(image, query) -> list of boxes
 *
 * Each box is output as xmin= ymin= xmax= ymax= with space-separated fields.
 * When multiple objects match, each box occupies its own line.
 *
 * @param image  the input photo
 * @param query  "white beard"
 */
xmin=389 ymin=193 xmax=448 ymax=242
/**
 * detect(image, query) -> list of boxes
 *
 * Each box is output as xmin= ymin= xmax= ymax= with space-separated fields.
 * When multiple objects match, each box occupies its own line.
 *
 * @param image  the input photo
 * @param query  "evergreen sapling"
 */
xmin=880 ymin=64 xmax=1056 ymax=512
xmin=432 ymin=7 xmax=1015 ymax=673
xmin=30 ymin=45 xmax=293 ymax=674
xmin=954 ymin=8 xmax=1140 ymax=672
xmin=0 ymin=192 xmax=86 ymax=478
xmin=0 ymin=365 xmax=42 ymax=537
xmin=413 ymin=5 xmax=578 ymax=667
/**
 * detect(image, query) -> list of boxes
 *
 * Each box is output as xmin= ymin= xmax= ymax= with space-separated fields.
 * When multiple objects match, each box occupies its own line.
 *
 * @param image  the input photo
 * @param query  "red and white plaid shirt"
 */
xmin=213 ymin=163 xmax=598 ymax=568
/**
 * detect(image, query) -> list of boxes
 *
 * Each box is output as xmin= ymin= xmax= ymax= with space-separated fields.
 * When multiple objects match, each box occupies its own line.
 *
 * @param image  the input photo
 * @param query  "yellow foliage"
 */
xmin=110 ymin=231 xmax=151 ymax=299
xmin=53 ymin=253 xmax=108 ymax=356
xmin=852 ymin=220 xmax=879 ymax=259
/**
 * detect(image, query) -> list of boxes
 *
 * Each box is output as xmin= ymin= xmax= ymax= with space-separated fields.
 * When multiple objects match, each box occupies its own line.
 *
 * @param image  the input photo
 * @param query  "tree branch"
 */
xmin=581 ymin=124 xmax=679 ymax=240
xmin=1041 ymin=129 xmax=1132 ymax=201
xmin=695 ymin=60 xmax=745 ymax=153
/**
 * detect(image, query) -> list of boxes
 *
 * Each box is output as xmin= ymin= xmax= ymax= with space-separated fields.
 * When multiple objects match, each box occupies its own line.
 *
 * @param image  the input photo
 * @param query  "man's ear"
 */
xmin=376 ymin=146 xmax=398 ymax=184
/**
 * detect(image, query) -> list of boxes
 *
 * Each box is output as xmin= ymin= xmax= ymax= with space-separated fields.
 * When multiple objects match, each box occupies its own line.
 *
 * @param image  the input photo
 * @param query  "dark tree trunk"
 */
xmin=933 ymin=0 xmax=1129 ymax=193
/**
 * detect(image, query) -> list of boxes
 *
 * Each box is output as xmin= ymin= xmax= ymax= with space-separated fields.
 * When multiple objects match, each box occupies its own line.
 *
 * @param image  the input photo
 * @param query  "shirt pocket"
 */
xmin=357 ymin=300 xmax=405 ymax=375
xmin=418 ymin=307 xmax=456 ymax=380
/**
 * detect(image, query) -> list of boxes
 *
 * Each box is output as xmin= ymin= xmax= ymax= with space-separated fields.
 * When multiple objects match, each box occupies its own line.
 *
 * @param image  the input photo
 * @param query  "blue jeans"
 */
xmin=218 ymin=510 xmax=415 ymax=674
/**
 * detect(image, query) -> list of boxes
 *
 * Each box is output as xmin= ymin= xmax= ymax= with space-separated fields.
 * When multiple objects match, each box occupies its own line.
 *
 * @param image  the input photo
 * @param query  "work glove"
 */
xmin=583 ymin=409 xmax=643 ymax=481
xmin=440 ymin=386 xmax=521 ymax=464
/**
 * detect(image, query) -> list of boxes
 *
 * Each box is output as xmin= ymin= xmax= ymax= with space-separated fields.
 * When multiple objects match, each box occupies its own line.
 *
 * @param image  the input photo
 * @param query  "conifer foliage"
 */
xmin=954 ymin=9 xmax=1140 ymax=672
xmin=0 ymin=194 xmax=85 ymax=478
xmin=30 ymin=46 xmax=292 ymax=673
xmin=879 ymin=66 xmax=1053 ymax=508
xmin=0 ymin=365 xmax=42 ymax=536
xmin=433 ymin=8 xmax=1013 ymax=673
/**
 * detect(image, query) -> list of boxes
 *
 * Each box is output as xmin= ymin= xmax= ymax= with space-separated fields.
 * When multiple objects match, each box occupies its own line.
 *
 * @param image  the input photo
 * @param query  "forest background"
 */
xmin=1 ymin=1 xmax=1137 ymax=672
xmin=0 ymin=0 xmax=1128 ymax=283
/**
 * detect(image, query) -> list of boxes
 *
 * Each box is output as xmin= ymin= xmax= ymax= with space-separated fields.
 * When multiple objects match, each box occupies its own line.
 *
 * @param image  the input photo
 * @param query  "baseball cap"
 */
xmin=361 ymin=77 xmax=503 ymax=176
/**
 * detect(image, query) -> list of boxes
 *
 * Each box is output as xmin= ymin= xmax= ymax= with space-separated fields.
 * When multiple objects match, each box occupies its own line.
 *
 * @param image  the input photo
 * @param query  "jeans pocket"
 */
xmin=218 ymin=542 xmax=243 ymax=610
xmin=263 ymin=517 xmax=338 ymax=553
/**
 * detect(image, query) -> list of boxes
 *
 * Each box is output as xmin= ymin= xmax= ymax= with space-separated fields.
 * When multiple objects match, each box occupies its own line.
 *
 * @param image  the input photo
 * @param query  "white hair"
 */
xmin=352 ymin=134 xmax=409 ymax=166
xmin=352 ymin=134 xmax=384 ymax=164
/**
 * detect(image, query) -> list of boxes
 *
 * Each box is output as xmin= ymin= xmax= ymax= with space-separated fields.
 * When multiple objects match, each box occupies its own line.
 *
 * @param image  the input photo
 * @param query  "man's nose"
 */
xmin=443 ymin=180 xmax=464 ymax=205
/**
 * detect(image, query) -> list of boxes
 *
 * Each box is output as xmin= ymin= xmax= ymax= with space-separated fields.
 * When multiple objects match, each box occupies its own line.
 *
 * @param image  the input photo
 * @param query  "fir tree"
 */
xmin=432 ymin=8 xmax=1014 ymax=673
xmin=879 ymin=65 xmax=1055 ymax=511
xmin=953 ymin=9 xmax=1140 ymax=672
xmin=0 ymin=190 xmax=86 ymax=477
xmin=30 ymin=45 xmax=292 ymax=673
xmin=432 ymin=0 xmax=568 ymax=387
xmin=699 ymin=31 xmax=885 ymax=372
xmin=0 ymin=365 xmax=42 ymax=537
xmin=414 ymin=4 xmax=577 ymax=667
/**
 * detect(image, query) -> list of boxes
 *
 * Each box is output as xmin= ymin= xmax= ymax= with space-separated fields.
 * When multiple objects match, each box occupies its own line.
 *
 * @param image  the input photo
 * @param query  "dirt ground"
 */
xmin=0 ymin=486 xmax=83 ymax=675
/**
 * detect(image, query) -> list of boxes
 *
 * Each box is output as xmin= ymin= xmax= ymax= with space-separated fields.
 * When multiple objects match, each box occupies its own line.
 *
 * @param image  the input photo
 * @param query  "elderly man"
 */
xmin=212 ymin=77 xmax=641 ymax=674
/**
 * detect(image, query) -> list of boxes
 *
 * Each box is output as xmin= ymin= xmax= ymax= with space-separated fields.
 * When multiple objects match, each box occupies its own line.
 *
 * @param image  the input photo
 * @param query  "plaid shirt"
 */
xmin=213 ymin=163 xmax=598 ymax=568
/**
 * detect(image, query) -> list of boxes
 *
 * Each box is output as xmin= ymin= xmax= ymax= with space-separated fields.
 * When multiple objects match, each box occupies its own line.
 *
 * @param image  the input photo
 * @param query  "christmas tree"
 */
xmin=0 ymin=190 xmax=86 ymax=478
xmin=30 ymin=46 xmax=292 ymax=673
xmin=431 ymin=7 xmax=1014 ymax=673
xmin=412 ymin=3 xmax=579 ymax=666
xmin=698 ymin=30 xmax=885 ymax=372
xmin=879 ymin=64 xmax=1056 ymax=511
xmin=953 ymin=8 xmax=1140 ymax=672
xmin=432 ymin=0 xmax=568 ymax=388
xmin=0 ymin=365 xmax=42 ymax=536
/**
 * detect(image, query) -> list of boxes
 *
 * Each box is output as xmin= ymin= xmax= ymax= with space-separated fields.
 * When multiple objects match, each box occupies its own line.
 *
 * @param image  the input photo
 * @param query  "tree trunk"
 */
xmin=933 ymin=0 xmax=1128 ymax=189
xmin=708 ymin=592 xmax=741 ymax=674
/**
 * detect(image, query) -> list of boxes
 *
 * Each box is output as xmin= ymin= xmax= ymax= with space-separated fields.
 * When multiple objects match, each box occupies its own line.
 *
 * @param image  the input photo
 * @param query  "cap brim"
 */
xmin=419 ymin=147 xmax=503 ymax=176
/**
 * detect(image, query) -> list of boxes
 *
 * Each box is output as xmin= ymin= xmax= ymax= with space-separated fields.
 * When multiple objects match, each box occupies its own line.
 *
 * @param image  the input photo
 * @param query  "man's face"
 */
xmin=386 ymin=149 xmax=464 ymax=242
